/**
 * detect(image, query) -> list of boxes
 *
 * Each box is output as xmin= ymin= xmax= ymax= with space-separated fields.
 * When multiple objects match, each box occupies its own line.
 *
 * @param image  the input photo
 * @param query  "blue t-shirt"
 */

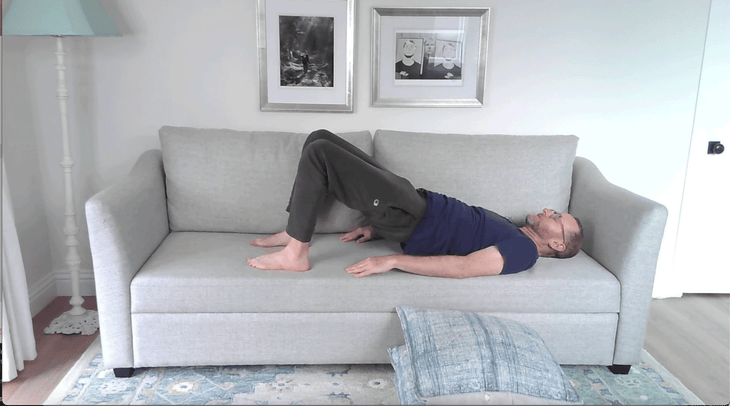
xmin=401 ymin=191 xmax=538 ymax=275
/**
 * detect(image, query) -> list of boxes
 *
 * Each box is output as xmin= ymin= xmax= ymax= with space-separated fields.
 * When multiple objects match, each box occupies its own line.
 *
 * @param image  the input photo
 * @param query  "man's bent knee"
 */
xmin=300 ymin=139 xmax=338 ymax=170
xmin=305 ymin=129 xmax=338 ymax=147
xmin=303 ymin=138 xmax=336 ymax=156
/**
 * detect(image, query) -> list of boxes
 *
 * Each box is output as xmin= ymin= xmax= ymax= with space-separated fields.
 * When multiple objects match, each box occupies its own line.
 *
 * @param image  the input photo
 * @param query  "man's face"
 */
xmin=442 ymin=44 xmax=456 ymax=61
xmin=424 ymin=39 xmax=436 ymax=55
xmin=403 ymin=41 xmax=417 ymax=58
xmin=525 ymin=208 xmax=577 ymax=242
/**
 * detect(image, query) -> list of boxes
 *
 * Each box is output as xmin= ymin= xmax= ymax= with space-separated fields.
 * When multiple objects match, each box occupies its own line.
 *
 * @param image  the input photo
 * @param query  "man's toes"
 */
xmin=248 ymin=257 xmax=266 ymax=269
xmin=248 ymin=254 xmax=279 ymax=270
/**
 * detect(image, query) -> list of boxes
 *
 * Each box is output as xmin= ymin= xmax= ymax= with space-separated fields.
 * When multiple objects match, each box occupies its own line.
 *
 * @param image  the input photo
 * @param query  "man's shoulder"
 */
xmin=495 ymin=233 xmax=539 ymax=274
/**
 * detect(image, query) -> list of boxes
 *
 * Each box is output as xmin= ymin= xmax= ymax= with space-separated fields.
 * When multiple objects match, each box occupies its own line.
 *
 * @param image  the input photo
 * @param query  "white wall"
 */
xmin=2 ymin=0 xmax=711 ymax=312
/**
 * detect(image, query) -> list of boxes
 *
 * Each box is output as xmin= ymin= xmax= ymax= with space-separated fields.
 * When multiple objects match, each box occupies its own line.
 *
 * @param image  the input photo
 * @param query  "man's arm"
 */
xmin=344 ymin=245 xmax=505 ymax=278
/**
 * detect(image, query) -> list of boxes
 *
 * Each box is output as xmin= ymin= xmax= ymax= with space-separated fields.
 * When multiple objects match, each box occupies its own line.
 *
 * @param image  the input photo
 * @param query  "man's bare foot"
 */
xmin=247 ymin=239 xmax=311 ymax=272
xmin=251 ymin=231 xmax=292 ymax=247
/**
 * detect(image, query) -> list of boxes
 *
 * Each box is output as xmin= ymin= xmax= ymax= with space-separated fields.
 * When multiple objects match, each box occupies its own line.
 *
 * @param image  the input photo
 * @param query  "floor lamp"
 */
xmin=3 ymin=0 xmax=121 ymax=335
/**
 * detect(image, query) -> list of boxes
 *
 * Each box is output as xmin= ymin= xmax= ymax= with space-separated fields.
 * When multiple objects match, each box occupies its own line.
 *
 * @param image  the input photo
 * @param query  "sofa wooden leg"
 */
xmin=113 ymin=367 xmax=135 ymax=378
xmin=608 ymin=364 xmax=631 ymax=374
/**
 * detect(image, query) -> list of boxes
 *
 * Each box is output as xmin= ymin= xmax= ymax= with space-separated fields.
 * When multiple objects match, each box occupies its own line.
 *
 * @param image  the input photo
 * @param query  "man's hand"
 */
xmin=345 ymin=255 xmax=396 ymax=278
xmin=340 ymin=226 xmax=377 ymax=244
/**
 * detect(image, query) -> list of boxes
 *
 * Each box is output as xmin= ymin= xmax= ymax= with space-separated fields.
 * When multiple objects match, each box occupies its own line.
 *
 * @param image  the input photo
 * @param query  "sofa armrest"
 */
xmin=85 ymin=149 xmax=170 ymax=369
xmin=569 ymin=157 xmax=668 ymax=366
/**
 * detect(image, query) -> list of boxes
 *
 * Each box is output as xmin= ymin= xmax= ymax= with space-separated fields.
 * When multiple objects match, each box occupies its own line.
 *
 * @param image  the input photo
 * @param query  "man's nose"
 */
xmin=542 ymin=208 xmax=551 ymax=215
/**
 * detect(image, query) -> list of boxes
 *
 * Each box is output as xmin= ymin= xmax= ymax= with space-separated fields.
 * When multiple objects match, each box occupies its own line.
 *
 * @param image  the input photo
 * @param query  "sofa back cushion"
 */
xmin=159 ymin=126 xmax=371 ymax=233
xmin=373 ymin=130 xmax=578 ymax=224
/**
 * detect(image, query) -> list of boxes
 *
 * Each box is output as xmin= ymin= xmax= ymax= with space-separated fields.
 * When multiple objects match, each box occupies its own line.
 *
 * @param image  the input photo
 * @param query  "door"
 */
xmin=674 ymin=0 xmax=729 ymax=293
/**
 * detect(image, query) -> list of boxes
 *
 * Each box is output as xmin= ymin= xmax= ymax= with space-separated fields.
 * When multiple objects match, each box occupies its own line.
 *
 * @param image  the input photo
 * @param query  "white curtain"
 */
xmin=2 ymin=160 xmax=38 ymax=382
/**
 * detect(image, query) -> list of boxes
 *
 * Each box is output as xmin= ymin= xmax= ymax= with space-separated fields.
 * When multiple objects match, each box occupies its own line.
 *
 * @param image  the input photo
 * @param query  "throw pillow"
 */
xmin=389 ymin=306 xmax=582 ymax=405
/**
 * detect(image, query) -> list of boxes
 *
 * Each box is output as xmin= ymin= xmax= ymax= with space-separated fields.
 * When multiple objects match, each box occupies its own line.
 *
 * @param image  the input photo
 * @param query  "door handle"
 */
xmin=708 ymin=141 xmax=725 ymax=154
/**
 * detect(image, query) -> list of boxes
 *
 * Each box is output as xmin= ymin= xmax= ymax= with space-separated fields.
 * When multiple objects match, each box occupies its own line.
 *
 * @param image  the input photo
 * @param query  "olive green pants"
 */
xmin=286 ymin=129 xmax=427 ymax=243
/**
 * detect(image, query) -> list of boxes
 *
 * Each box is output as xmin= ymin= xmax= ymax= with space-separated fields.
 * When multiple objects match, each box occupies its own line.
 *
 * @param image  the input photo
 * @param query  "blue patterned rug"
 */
xmin=45 ymin=337 xmax=703 ymax=405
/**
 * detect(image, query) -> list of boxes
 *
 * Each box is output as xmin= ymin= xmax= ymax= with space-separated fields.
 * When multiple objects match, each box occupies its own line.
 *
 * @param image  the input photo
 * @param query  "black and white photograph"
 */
xmin=371 ymin=7 xmax=489 ymax=107
xmin=279 ymin=15 xmax=335 ymax=87
xmin=395 ymin=37 xmax=423 ymax=80
xmin=394 ymin=32 xmax=465 ymax=81
xmin=257 ymin=0 xmax=354 ymax=112
xmin=430 ymin=39 xmax=463 ymax=80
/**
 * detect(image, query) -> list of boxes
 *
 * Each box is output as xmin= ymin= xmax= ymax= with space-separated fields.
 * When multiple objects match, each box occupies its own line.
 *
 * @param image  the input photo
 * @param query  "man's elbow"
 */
xmin=459 ymin=265 xmax=502 ymax=278
xmin=461 ymin=249 xmax=504 ymax=278
xmin=466 ymin=262 xmax=504 ymax=277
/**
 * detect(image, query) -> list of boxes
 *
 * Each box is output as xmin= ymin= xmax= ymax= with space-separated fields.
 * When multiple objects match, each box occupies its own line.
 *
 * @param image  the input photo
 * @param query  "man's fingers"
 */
xmin=345 ymin=259 xmax=368 ymax=276
xmin=345 ymin=257 xmax=390 ymax=278
xmin=340 ymin=231 xmax=361 ymax=242
xmin=350 ymin=266 xmax=371 ymax=278
xmin=342 ymin=226 xmax=379 ymax=243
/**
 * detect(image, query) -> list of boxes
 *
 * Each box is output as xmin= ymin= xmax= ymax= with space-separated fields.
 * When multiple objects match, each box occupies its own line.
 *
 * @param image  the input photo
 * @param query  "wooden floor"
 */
xmin=643 ymin=294 xmax=729 ymax=406
xmin=2 ymin=294 xmax=729 ymax=405
xmin=2 ymin=296 xmax=99 ymax=406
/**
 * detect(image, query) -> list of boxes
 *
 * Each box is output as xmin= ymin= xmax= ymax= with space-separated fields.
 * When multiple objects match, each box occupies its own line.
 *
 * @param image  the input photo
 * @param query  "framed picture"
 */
xmin=256 ymin=0 xmax=355 ymax=112
xmin=371 ymin=7 xmax=490 ymax=107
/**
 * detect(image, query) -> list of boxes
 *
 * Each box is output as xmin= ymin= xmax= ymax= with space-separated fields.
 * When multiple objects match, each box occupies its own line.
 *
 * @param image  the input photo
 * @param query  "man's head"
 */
xmin=441 ymin=43 xmax=457 ymax=61
xmin=424 ymin=38 xmax=436 ymax=55
xmin=402 ymin=40 xmax=417 ymax=58
xmin=522 ymin=209 xmax=583 ymax=258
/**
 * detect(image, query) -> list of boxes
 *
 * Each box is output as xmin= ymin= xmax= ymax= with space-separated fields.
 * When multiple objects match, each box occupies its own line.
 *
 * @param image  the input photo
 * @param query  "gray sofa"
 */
xmin=86 ymin=127 xmax=668 ymax=378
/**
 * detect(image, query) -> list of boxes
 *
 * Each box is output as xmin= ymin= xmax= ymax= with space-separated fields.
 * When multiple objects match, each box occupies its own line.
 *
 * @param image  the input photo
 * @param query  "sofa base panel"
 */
xmin=130 ymin=312 xmax=617 ymax=368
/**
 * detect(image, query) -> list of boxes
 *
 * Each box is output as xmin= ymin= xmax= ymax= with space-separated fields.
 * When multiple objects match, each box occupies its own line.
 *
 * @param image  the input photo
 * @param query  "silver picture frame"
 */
xmin=371 ymin=7 xmax=490 ymax=108
xmin=256 ymin=0 xmax=355 ymax=112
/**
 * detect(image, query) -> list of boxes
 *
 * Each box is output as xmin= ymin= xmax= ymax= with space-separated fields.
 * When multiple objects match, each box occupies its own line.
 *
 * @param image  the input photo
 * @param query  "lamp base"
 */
xmin=45 ymin=309 xmax=99 ymax=335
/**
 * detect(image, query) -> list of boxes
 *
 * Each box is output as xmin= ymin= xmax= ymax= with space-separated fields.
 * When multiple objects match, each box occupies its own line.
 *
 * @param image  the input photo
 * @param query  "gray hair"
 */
xmin=555 ymin=217 xmax=583 ymax=259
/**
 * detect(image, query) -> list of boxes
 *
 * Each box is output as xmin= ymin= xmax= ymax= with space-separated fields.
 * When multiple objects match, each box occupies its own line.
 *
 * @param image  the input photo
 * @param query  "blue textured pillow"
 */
xmin=389 ymin=345 xmax=424 ymax=405
xmin=389 ymin=307 xmax=582 ymax=405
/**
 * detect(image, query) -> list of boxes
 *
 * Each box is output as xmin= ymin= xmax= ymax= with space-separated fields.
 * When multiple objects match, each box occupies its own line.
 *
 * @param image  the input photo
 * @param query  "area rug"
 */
xmin=45 ymin=337 xmax=704 ymax=405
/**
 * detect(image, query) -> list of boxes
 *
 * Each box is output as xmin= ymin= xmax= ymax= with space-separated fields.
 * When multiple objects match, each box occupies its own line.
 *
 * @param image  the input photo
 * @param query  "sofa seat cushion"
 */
xmin=131 ymin=232 xmax=620 ymax=314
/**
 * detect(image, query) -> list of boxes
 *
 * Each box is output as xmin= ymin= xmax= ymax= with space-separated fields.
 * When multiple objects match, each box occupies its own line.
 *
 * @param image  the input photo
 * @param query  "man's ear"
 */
xmin=548 ymin=240 xmax=566 ymax=253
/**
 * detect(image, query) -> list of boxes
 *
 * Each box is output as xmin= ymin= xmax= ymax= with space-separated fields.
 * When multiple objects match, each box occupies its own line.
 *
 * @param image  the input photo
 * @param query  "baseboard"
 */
xmin=55 ymin=268 xmax=96 ymax=297
xmin=28 ymin=271 xmax=58 ymax=318
xmin=27 ymin=269 xmax=96 ymax=318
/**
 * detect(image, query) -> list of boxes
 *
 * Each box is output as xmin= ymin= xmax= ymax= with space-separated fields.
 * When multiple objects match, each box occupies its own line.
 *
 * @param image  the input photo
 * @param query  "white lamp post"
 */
xmin=3 ymin=0 xmax=122 ymax=335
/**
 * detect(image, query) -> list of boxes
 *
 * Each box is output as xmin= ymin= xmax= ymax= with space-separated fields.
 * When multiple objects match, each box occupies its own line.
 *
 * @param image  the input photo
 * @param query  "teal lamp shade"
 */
xmin=3 ymin=0 xmax=121 ymax=36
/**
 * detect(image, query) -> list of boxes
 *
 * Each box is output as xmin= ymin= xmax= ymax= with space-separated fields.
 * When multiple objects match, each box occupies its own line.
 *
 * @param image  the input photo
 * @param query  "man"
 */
xmin=431 ymin=42 xmax=462 ymax=80
xmin=301 ymin=53 xmax=309 ymax=74
xmin=421 ymin=37 xmax=437 ymax=79
xmin=247 ymin=130 xmax=583 ymax=278
xmin=395 ymin=40 xmax=422 ymax=79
